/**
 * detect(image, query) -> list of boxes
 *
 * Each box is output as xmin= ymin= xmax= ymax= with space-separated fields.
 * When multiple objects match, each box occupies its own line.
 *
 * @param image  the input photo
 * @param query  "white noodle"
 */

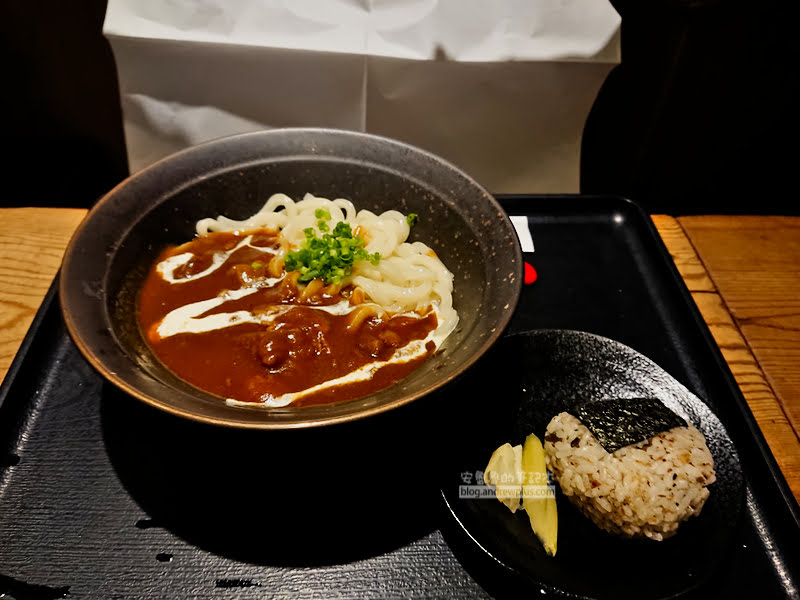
xmin=195 ymin=193 xmax=459 ymax=342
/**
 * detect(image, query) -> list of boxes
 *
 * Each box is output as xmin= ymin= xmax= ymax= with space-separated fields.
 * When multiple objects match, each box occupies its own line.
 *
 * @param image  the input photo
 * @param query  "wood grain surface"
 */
xmin=1 ymin=209 xmax=798 ymax=504
xmin=678 ymin=216 xmax=800 ymax=502
xmin=0 ymin=208 xmax=87 ymax=383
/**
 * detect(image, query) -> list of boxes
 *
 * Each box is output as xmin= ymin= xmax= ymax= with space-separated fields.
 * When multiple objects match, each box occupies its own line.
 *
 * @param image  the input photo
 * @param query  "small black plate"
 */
xmin=441 ymin=329 xmax=745 ymax=600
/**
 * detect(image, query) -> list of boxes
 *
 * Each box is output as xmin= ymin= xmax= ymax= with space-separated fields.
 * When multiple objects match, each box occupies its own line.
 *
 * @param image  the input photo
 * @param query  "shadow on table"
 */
xmin=100 ymin=382 xmax=451 ymax=567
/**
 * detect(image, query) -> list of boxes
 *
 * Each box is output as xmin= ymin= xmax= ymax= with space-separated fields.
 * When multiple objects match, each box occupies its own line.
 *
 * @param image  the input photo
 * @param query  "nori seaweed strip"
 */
xmin=573 ymin=398 xmax=687 ymax=453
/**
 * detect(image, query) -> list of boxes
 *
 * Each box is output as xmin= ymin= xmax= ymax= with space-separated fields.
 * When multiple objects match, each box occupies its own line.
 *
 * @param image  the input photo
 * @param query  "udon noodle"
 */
xmin=196 ymin=193 xmax=457 ymax=335
xmin=138 ymin=193 xmax=458 ymax=407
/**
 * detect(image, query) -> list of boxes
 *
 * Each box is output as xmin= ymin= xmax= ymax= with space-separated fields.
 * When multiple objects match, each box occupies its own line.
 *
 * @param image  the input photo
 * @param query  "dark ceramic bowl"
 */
xmin=59 ymin=128 xmax=522 ymax=428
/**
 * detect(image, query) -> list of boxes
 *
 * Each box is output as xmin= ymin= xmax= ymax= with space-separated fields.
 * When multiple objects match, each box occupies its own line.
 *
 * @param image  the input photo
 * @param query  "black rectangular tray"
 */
xmin=2 ymin=195 xmax=798 ymax=599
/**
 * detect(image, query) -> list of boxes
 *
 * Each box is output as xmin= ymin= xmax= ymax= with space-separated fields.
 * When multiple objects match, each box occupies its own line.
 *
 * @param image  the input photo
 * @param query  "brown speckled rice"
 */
xmin=544 ymin=412 xmax=716 ymax=541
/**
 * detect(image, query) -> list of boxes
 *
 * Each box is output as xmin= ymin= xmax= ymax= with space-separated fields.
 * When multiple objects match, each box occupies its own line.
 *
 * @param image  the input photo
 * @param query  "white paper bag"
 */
xmin=104 ymin=0 xmax=620 ymax=193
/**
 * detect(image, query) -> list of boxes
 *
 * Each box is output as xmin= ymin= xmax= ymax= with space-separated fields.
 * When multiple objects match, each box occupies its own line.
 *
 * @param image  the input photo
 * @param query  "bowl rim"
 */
xmin=59 ymin=127 xmax=523 ymax=429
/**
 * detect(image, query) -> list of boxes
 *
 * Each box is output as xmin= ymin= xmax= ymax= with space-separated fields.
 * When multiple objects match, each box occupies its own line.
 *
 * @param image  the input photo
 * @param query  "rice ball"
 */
xmin=543 ymin=412 xmax=716 ymax=541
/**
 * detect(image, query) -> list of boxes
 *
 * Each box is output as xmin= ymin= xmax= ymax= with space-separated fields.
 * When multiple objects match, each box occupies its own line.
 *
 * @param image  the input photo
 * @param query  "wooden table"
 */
xmin=2 ymin=208 xmax=799 ymax=504
xmin=653 ymin=215 xmax=800 ymax=503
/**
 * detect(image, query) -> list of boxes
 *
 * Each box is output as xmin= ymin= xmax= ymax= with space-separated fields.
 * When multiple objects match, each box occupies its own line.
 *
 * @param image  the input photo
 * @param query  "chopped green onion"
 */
xmin=406 ymin=213 xmax=418 ymax=227
xmin=284 ymin=221 xmax=381 ymax=284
